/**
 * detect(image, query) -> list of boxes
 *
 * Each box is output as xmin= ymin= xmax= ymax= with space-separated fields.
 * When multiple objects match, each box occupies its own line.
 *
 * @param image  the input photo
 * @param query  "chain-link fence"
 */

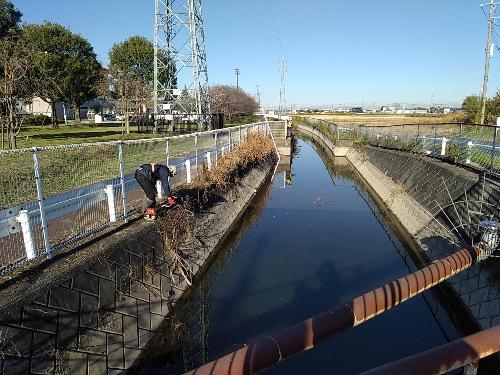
xmin=294 ymin=117 xmax=500 ymax=176
xmin=0 ymin=121 xmax=278 ymax=275
xmin=294 ymin=116 xmax=357 ymax=141
xmin=358 ymin=123 xmax=500 ymax=176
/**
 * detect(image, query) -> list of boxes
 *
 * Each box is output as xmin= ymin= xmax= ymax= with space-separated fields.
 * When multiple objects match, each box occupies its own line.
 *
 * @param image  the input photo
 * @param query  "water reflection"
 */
xmin=134 ymin=137 xmax=460 ymax=375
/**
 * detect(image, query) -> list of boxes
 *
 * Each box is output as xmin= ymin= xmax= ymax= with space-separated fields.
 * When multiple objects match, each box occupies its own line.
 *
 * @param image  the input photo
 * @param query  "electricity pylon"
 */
xmin=154 ymin=0 xmax=211 ymax=130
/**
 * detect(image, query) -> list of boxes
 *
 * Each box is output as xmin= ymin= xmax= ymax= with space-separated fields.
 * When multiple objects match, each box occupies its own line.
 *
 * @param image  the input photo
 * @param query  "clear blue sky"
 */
xmin=13 ymin=0 xmax=500 ymax=108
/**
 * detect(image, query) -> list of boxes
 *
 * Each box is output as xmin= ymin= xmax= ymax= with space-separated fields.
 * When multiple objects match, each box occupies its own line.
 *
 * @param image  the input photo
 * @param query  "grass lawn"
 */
xmin=13 ymin=114 xmax=264 ymax=149
xmin=16 ymin=123 xmax=173 ymax=148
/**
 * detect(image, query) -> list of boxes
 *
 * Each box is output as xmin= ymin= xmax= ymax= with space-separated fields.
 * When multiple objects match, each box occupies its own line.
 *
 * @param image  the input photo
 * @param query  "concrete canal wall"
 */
xmin=0 ymin=161 xmax=274 ymax=375
xmin=296 ymin=123 xmax=500 ymax=332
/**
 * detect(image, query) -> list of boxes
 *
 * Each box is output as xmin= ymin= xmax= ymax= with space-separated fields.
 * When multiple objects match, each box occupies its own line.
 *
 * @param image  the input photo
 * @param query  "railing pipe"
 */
xmin=489 ymin=127 xmax=497 ymax=171
xmin=185 ymin=246 xmax=481 ymax=375
xmin=32 ymin=147 xmax=52 ymax=258
xmin=360 ymin=324 xmax=500 ymax=375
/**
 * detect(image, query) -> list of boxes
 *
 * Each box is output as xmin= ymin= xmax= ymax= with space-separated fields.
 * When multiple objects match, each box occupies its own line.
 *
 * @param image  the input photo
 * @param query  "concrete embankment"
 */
xmin=295 ymin=123 xmax=500 ymax=334
xmin=0 ymin=160 xmax=274 ymax=374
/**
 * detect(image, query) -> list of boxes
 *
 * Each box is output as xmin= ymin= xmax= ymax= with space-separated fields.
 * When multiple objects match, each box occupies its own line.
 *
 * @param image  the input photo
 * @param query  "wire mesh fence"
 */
xmin=358 ymin=123 xmax=500 ymax=176
xmin=294 ymin=116 xmax=357 ymax=141
xmin=0 ymin=121 xmax=280 ymax=275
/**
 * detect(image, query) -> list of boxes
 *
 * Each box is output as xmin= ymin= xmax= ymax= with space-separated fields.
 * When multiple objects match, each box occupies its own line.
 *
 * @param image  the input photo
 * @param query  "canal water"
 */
xmin=137 ymin=136 xmax=461 ymax=374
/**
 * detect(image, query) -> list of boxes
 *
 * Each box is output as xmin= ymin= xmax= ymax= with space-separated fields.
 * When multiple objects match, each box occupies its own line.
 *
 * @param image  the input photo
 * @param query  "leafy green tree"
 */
xmin=23 ymin=22 xmax=101 ymax=127
xmin=109 ymin=36 xmax=155 ymax=85
xmin=462 ymin=95 xmax=482 ymax=124
xmin=0 ymin=0 xmax=22 ymax=37
xmin=485 ymin=92 xmax=500 ymax=125
xmin=109 ymin=36 xmax=176 ymax=133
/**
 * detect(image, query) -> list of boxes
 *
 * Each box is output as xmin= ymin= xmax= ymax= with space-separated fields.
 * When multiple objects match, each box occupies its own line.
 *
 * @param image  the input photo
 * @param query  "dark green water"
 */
xmin=139 ymin=137 xmax=461 ymax=374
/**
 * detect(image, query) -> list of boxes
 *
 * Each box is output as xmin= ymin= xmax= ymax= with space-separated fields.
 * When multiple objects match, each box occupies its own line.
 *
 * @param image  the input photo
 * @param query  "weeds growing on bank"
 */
xmin=208 ymin=132 xmax=275 ymax=189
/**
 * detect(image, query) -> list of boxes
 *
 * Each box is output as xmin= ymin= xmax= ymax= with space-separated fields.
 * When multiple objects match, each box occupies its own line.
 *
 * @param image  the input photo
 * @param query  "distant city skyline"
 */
xmin=14 ymin=0 xmax=500 ymax=107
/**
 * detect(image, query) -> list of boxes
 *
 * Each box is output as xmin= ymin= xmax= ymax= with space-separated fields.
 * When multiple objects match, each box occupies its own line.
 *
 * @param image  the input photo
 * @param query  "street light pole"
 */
xmin=235 ymin=68 xmax=240 ymax=91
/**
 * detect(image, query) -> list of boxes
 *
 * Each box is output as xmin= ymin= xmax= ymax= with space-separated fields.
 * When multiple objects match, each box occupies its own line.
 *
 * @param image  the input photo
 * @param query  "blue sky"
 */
xmin=13 ymin=0 xmax=500 ymax=108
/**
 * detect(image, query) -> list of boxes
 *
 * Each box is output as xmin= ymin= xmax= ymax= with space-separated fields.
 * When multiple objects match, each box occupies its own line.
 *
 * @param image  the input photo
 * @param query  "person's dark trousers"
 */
xmin=135 ymin=170 xmax=156 ymax=212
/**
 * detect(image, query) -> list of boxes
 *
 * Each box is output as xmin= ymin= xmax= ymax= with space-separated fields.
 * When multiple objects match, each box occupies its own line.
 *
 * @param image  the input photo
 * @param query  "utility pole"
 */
xmin=480 ymin=0 xmax=497 ymax=124
xmin=256 ymin=85 xmax=261 ymax=111
xmin=279 ymin=56 xmax=287 ymax=119
xmin=235 ymin=68 xmax=240 ymax=91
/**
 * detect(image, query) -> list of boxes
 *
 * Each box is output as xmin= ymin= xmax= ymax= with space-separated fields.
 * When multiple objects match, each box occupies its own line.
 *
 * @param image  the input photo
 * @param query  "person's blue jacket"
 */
xmin=137 ymin=163 xmax=173 ymax=195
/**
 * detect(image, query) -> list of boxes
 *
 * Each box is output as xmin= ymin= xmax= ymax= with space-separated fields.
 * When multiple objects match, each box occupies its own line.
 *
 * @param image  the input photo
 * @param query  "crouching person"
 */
xmin=135 ymin=163 xmax=176 ymax=220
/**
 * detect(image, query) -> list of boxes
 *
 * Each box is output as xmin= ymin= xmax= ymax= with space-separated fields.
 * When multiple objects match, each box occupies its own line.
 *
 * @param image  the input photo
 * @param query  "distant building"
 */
xmin=350 ymin=107 xmax=363 ymax=113
xmin=19 ymin=96 xmax=115 ymax=121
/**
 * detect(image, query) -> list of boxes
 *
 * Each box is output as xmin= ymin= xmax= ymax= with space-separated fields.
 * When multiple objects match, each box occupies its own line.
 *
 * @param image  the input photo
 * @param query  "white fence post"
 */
xmin=32 ymin=147 xmax=52 ymax=259
xmin=441 ymin=137 xmax=447 ymax=156
xmin=206 ymin=152 xmax=212 ymax=170
xmin=118 ymin=142 xmax=128 ymax=222
xmin=466 ymin=141 xmax=473 ymax=164
xmin=239 ymin=125 xmax=242 ymax=144
xmin=156 ymin=180 xmax=164 ymax=199
xmin=17 ymin=210 xmax=35 ymax=260
xmin=194 ymin=133 xmax=198 ymax=170
xmin=185 ymin=159 xmax=191 ymax=183
xmin=228 ymin=128 xmax=232 ymax=151
xmin=214 ymin=131 xmax=218 ymax=166
xmin=105 ymin=185 xmax=117 ymax=223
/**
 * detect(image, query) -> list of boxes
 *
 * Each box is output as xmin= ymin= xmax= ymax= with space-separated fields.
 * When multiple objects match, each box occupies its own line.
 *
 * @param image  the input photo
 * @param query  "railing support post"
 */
xmin=18 ymin=210 xmax=35 ymax=260
xmin=206 ymin=152 xmax=212 ymax=170
xmin=105 ymin=185 xmax=117 ymax=223
xmin=194 ymin=133 xmax=199 ymax=170
xmin=239 ymin=124 xmax=242 ymax=144
xmin=32 ymin=147 xmax=51 ymax=259
xmin=214 ymin=131 xmax=218 ymax=166
xmin=441 ymin=137 xmax=447 ymax=156
xmin=228 ymin=128 xmax=232 ymax=151
xmin=489 ymin=127 xmax=498 ymax=171
xmin=156 ymin=180 xmax=163 ymax=199
xmin=118 ymin=142 xmax=128 ymax=222
xmin=185 ymin=159 xmax=191 ymax=183
xmin=466 ymin=141 xmax=473 ymax=164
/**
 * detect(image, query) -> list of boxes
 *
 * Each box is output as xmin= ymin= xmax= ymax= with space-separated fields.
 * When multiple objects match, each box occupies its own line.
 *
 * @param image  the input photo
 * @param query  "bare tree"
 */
xmin=209 ymin=85 xmax=258 ymax=121
xmin=0 ymin=32 xmax=33 ymax=149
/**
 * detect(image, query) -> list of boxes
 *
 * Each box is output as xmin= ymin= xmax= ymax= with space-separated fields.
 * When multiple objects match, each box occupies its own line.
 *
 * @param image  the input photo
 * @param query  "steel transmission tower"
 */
xmin=154 ymin=0 xmax=210 ymax=130
xmin=279 ymin=56 xmax=287 ymax=119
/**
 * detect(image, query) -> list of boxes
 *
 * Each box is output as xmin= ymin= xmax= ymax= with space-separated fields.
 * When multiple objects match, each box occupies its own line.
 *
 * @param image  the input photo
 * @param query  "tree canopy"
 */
xmin=22 ymin=22 xmax=101 ymax=126
xmin=462 ymin=93 xmax=500 ymax=125
xmin=0 ymin=0 xmax=22 ymax=37
xmin=109 ymin=36 xmax=154 ymax=85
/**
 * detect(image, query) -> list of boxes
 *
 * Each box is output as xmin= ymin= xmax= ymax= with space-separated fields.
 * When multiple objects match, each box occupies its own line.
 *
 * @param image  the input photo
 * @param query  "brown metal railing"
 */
xmin=184 ymin=246 xmax=481 ymax=375
xmin=361 ymin=324 xmax=500 ymax=375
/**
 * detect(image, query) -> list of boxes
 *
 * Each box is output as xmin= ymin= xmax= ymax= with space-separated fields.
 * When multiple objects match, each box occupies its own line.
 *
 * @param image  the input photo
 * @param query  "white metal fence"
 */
xmin=0 ymin=121 xmax=284 ymax=274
